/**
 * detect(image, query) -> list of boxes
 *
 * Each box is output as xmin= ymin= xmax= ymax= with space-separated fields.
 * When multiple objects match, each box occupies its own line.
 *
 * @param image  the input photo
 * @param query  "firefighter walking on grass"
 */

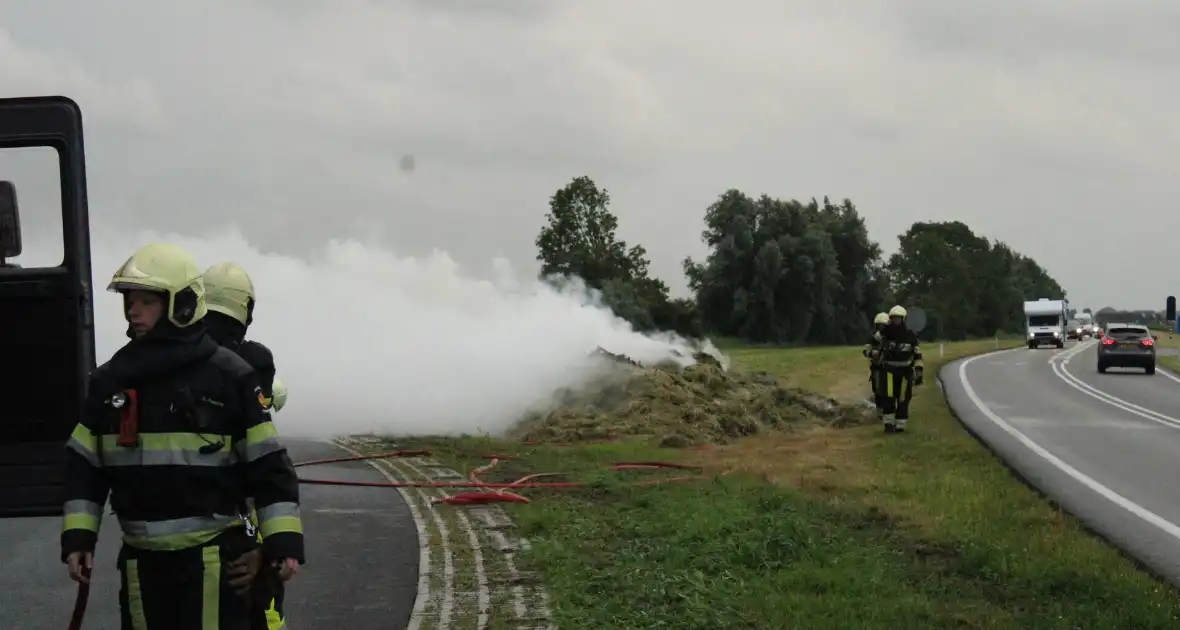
xmin=874 ymin=305 xmax=924 ymax=434
xmin=61 ymin=243 xmax=305 ymax=630
xmin=203 ymin=261 xmax=292 ymax=630
xmin=863 ymin=312 xmax=889 ymax=407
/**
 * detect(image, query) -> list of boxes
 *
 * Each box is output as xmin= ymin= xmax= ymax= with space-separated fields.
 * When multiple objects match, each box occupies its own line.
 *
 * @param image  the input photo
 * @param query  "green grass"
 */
xmin=1153 ymin=328 xmax=1180 ymax=373
xmin=363 ymin=338 xmax=1180 ymax=629
xmin=722 ymin=337 xmax=1011 ymax=403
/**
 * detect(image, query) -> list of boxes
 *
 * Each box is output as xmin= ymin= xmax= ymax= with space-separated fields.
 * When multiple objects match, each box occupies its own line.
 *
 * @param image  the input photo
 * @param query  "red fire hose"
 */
xmin=68 ymin=569 xmax=90 ymax=630
xmin=292 ymin=449 xmax=715 ymax=503
xmin=68 ymin=445 xmax=718 ymax=628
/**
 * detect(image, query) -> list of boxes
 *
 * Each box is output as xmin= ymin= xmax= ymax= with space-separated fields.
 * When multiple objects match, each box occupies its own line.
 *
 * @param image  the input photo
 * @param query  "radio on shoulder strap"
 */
xmin=113 ymin=389 xmax=140 ymax=447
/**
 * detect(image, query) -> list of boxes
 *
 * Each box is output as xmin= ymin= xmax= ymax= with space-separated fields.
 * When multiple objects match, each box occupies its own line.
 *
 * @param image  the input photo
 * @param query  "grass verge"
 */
xmin=1152 ymin=327 xmax=1180 ymax=373
xmin=371 ymin=337 xmax=1180 ymax=629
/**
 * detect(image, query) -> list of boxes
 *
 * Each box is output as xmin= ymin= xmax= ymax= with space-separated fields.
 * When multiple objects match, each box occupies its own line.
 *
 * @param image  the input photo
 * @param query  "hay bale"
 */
xmin=513 ymin=358 xmax=877 ymax=446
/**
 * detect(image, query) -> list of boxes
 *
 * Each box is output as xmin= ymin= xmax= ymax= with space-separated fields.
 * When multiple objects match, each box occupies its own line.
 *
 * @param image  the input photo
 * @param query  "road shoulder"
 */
xmin=335 ymin=436 xmax=555 ymax=630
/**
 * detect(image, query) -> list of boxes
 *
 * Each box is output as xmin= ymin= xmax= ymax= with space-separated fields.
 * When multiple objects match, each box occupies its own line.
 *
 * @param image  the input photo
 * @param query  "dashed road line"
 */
xmin=394 ymin=456 xmax=464 ymax=630
xmin=339 ymin=436 xmax=556 ymax=629
xmin=452 ymin=506 xmax=491 ymax=629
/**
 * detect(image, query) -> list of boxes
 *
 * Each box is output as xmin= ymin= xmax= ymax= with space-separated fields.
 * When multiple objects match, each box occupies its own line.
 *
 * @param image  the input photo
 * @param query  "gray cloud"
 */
xmin=1 ymin=0 xmax=1177 ymax=309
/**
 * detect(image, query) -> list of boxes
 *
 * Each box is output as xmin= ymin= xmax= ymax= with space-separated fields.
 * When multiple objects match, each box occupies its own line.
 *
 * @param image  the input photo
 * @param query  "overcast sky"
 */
xmin=1 ymin=0 xmax=1177 ymax=311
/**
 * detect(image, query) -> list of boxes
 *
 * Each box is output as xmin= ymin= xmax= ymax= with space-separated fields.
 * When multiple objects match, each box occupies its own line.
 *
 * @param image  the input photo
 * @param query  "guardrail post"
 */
xmin=939 ymin=342 xmax=945 ymax=357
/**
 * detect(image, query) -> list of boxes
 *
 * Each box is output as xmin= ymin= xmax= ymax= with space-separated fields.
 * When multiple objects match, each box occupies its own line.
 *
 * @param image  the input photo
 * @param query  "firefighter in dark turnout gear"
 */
xmin=863 ymin=312 xmax=889 ymax=406
xmin=203 ymin=261 xmax=289 ymax=630
xmin=61 ymin=243 xmax=305 ymax=630
xmin=203 ymin=262 xmax=278 ymax=404
xmin=874 ymin=305 xmax=924 ymax=433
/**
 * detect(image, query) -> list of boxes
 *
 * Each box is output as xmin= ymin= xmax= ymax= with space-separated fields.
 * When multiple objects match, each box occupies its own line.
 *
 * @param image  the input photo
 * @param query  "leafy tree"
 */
xmin=536 ymin=176 xmax=643 ymax=286
xmin=887 ymin=221 xmax=1065 ymax=339
xmin=816 ymin=197 xmax=887 ymax=342
xmin=886 ymin=222 xmax=979 ymax=339
xmin=684 ymin=192 xmax=881 ymax=344
xmin=535 ymin=176 xmax=698 ymax=337
xmin=1093 ymin=309 xmax=1166 ymax=327
xmin=535 ymin=177 xmax=1068 ymax=346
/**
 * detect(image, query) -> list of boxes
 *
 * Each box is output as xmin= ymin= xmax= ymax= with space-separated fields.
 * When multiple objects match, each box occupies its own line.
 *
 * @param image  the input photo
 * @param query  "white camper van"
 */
xmin=1024 ymin=298 xmax=1068 ymax=349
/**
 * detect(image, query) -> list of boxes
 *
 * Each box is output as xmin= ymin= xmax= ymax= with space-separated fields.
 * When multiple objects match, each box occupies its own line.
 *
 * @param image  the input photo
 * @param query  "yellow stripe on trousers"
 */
xmin=202 ymin=545 xmax=220 ymax=630
xmin=126 ymin=559 xmax=149 ymax=630
xmin=124 ymin=546 xmax=222 ymax=629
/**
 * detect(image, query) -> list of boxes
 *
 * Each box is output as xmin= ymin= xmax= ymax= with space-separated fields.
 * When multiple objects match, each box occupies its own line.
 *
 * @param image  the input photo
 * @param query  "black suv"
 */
xmin=1097 ymin=324 xmax=1157 ymax=374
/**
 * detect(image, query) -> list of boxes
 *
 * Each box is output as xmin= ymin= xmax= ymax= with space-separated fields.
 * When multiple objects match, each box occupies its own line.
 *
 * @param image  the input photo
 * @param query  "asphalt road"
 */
xmin=941 ymin=339 xmax=1180 ymax=584
xmin=1 ymin=439 xmax=418 ymax=629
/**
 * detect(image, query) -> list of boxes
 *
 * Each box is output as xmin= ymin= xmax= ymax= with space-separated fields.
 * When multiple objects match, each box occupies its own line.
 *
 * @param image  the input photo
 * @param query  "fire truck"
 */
xmin=0 ymin=96 xmax=95 ymax=517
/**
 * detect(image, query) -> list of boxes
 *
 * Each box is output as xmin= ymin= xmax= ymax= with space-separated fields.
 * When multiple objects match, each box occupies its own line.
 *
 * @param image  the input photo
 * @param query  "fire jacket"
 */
xmin=60 ymin=328 xmax=304 ymax=564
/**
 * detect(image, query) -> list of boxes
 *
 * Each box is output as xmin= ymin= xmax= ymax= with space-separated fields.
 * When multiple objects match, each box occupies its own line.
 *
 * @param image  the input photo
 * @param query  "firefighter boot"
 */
xmin=883 ymin=414 xmax=896 ymax=434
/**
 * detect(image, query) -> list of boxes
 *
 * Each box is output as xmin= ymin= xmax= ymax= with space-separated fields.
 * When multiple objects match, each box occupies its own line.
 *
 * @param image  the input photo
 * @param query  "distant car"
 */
xmin=1097 ymin=324 xmax=1156 ymax=374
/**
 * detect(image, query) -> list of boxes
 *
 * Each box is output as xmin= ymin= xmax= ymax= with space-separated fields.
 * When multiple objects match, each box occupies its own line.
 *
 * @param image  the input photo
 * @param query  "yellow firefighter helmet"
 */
xmin=107 ymin=243 xmax=207 ymax=328
xmin=203 ymin=262 xmax=256 ymax=326
xmin=272 ymin=378 xmax=288 ymax=412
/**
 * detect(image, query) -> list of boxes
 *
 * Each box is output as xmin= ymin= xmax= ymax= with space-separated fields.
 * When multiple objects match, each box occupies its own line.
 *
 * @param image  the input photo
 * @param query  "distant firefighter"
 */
xmin=873 ymin=306 xmax=924 ymax=433
xmin=863 ymin=312 xmax=889 ymax=411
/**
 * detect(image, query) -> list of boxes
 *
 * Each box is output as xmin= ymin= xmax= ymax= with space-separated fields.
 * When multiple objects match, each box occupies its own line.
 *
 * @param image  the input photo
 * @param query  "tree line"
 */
xmin=535 ymin=176 xmax=1067 ymax=344
xmin=1094 ymin=308 xmax=1169 ymax=327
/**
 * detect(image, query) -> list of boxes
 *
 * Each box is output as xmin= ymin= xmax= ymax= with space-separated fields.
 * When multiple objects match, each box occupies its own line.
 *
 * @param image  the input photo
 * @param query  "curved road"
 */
xmin=2 ymin=439 xmax=418 ymax=629
xmin=941 ymin=339 xmax=1180 ymax=584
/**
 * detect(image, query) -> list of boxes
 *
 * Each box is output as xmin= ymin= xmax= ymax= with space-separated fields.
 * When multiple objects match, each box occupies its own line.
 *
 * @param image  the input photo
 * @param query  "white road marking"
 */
xmin=392 ymin=456 xmax=467 ymax=630
xmin=311 ymin=508 xmax=380 ymax=515
xmin=1157 ymin=365 xmax=1180 ymax=385
xmin=1049 ymin=341 xmax=1180 ymax=431
xmin=330 ymin=438 xmax=433 ymax=630
xmin=957 ymin=352 xmax=1180 ymax=542
xmin=382 ymin=456 xmax=457 ymax=630
xmin=331 ymin=440 xmax=554 ymax=629
xmin=450 ymin=508 xmax=491 ymax=630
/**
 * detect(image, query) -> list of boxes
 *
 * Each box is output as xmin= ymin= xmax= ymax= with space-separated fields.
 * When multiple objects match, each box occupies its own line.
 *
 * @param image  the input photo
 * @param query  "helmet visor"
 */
xmin=108 ymin=279 xmax=168 ymax=294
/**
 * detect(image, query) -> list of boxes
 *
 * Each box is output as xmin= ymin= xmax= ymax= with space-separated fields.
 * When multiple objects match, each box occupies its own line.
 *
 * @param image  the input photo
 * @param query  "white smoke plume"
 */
xmin=25 ymin=225 xmax=718 ymax=439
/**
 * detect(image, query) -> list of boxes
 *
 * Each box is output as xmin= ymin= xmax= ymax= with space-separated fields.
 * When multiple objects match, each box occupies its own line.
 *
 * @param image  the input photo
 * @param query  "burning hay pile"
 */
xmin=515 ymin=347 xmax=877 ymax=447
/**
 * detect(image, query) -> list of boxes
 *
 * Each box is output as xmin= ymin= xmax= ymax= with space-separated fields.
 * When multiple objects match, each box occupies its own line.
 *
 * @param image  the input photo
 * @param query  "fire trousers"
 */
xmin=868 ymin=365 xmax=882 ymax=403
xmin=117 ymin=527 xmax=268 ymax=630
xmin=875 ymin=367 xmax=915 ymax=424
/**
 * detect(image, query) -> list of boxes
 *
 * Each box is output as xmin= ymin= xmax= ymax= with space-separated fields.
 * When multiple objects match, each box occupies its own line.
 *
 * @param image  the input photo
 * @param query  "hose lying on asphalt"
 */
xmin=68 ymin=570 xmax=90 ymax=630
xmin=68 ymin=444 xmax=716 ymax=629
